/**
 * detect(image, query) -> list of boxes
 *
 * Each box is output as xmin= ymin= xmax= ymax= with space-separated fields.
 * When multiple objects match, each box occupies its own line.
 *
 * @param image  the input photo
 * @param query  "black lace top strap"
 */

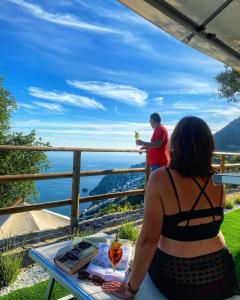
xmin=191 ymin=177 xmax=215 ymax=210
xmin=186 ymin=178 xmax=211 ymax=226
xmin=166 ymin=168 xmax=181 ymax=212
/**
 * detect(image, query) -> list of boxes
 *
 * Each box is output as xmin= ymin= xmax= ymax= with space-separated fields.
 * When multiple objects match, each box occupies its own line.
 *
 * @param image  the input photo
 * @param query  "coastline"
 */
xmin=34 ymin=153 xmax=144 ymax=217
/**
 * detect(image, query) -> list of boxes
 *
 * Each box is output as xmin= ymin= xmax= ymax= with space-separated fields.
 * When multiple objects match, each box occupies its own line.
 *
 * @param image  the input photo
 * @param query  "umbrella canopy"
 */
xmin=119 ymin=0 xmax=240 ymax=70
xmin=0 ymin=209 xmax=69 ymax=238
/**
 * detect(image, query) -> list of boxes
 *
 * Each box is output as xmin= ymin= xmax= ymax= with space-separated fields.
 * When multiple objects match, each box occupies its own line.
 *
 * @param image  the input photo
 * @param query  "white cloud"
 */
xmin=18 ymin=103 xmax=35 ymax=109
xmin=11 ymin=119 xmax=156 ymax=147
xmin=28 ymin=87 xmax=105 ymax=110
xmin=174 ymin=101 xmax=198 ymax=110
xmin=158 ymin=76 xmax=218 ymax=95
xmin=203 ymin=106 xmax=240 ymax=117
xmin=7 ymin=0 xmax=119 ymax=34
xmin=67 ymin=80 xmax=148 ymax=107
xmin=122 ymin=32 xmax=163 ymax=59
xmin=11 ymin=118 xmax=178 ymax=151
xmin=173 ymin=101 xmax=240 ymax=118
xmin=75 ymin=0 xmax=159 ymax=29
xmin=13 ymin=119 xmax=151 ymax=130
xmin=154 ymin=96 xmax=164 ymax=105
xmin=32 ymin=101 xmax=63 ymax=112
xmin=159 ymin=87 xmax=217 ymax=95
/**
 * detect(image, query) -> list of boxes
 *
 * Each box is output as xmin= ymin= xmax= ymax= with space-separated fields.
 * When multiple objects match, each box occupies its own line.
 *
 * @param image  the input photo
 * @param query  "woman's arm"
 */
xmin=127 ymin=170 xmax=164 ymax=291
xmin=221 ymin=184 xmax=226 ymax=208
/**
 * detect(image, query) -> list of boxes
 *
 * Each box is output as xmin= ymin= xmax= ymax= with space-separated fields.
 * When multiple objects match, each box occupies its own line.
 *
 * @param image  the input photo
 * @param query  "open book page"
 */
xmin=87 ymin=243 xmax=133 ymax=282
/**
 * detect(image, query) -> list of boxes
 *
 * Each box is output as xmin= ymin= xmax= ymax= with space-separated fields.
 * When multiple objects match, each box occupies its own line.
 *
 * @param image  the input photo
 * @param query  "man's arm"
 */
xmin=136 ymin=139 xmax=163 ymax=149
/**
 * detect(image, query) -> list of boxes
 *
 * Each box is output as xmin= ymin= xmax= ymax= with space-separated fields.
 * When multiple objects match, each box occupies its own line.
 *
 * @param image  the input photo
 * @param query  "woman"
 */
xmin=103 ymin=116 xmax=239 ymax=300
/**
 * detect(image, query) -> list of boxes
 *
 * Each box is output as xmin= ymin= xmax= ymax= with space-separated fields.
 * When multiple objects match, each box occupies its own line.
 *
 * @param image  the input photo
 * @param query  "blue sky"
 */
xmin=0 ymin=0 xmax=239 ymax=148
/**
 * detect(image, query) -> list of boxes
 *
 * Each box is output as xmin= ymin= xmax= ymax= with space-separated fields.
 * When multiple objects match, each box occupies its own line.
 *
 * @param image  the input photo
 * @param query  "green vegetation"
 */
xmin=96 ymin=201 xmax=142 ymax=217
xmin=215 ymin=67 xmax=240 ymax=103
xmin=118 ymin=222 xmax=139 ymax=243
xmin=0 ymin=239 xmax=23 ymax=289
xmin=0 ymin=252 xmax=23 ymax=288
xmin=0 ymin=77 xmax=50 ymax=208
xmin=221 ymin=209 xmax=240 ymax=280
xmin=225 ymin=197 xmax=235 ymax=209
xmin=225 ymin=194 xmax=240 ymax=209
xmin=70 ymin=227 xmax=94 ymax=239
xmin=94 ymin=193 xmax=144 ymax=218
xmin=235 ymin=195 xmax=240 ymax=205
xmin=0 ymin=280 xmax=68 ymax=300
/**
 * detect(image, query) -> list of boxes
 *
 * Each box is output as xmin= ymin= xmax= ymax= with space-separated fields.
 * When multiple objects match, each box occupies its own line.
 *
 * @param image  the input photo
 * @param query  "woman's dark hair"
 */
xmin=169 ymin=116 xmax=215 ymax=177
xmin=150 ymin=113 xmax=161 ymax=123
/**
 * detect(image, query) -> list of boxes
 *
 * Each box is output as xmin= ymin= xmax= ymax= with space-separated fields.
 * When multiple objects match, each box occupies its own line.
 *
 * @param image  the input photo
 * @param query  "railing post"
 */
xmin=220 ymin=154 xmax=225 ymax=173
xmin=70 ymin=151 xmax=81 ymax=231
xmin=144 ymin=151 xmax=150 ymax=191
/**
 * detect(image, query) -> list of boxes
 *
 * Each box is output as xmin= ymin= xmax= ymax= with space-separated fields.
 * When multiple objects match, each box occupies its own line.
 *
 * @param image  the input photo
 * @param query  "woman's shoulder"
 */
xmin=149 ymin=167 xmax=169 ymax=183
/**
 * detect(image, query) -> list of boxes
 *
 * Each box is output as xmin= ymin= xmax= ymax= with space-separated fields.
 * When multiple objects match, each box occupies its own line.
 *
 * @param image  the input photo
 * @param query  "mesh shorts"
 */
xmin=149 ymin=247 xmax=239 ymax=300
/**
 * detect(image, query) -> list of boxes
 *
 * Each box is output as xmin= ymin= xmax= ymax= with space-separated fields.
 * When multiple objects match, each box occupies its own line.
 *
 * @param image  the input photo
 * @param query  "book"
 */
xmin=54 ymin=240 xmax=98 ymax=274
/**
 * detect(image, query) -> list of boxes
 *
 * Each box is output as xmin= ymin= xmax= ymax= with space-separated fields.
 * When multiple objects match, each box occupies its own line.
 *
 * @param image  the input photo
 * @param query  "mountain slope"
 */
xmin=89 ymin=162 xmax=145 ymax=196
xmin=214 ymin=117 xmax=240 ymax=152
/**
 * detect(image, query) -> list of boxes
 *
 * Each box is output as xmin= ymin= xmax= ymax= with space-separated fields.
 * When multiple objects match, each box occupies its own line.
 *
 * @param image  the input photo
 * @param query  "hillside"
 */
xmin=81 ymin=162 xmax=145 ymax=218
xmin=89 ymin=162 xmax=145 ymax=196
xmin=214 ymin=117 xmax=240 ymax=152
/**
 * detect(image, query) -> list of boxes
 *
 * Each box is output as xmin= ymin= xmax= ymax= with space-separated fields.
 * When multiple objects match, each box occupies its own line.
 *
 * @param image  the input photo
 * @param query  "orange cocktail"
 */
xmin=108 ymin=234 xmax=123 ymax=270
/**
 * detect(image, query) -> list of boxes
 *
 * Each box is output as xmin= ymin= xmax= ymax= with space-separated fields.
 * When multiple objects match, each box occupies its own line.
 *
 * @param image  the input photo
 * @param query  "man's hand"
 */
xmin=136 ymin=139 xmax=144 ymax=146
xmin=139 ymin=146 xmax=147 ymax=155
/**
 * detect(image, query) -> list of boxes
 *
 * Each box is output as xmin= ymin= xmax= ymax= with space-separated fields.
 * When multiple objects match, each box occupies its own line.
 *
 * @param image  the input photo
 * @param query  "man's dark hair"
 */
xmin=168 ymin=116 xmax=215 ymax=177
xmin=150 ymin=113 xmax=161 ymax=123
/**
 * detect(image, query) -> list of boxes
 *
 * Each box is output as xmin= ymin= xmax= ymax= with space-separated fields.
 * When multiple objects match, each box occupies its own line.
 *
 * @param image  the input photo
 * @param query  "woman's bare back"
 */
xmin=156 ymin=168 xmax=226 ymax=257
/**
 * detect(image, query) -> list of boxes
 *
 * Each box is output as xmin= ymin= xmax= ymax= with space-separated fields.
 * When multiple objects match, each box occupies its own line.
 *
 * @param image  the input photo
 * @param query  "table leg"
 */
xmin=45 ymin=277 xmax=55 ymax=300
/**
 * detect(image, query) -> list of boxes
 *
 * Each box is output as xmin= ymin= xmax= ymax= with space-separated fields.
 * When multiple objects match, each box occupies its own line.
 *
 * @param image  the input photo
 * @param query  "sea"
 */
xmin=35 ymin=152 xmax=144 ymax=217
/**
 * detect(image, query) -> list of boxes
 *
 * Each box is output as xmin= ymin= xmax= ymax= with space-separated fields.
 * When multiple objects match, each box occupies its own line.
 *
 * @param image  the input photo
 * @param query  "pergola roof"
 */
xmin=119 ymin=0 xmax=240 ymax=71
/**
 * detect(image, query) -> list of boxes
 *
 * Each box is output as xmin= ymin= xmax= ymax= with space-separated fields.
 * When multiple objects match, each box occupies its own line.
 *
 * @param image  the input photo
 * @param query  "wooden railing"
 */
xmin=0 ymin=146 xmax=239 ymax=230
xmin=213 ymin=152 xmax=240 ymax=173
xmin=0 ymin=146 xmax=149 ymax=230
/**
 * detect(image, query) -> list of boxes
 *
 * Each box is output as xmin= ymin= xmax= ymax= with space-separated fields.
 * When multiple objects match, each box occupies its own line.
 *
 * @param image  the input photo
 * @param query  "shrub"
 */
xmin=118 ymin=222 xmax=139 ymax=243
xmin=71 ymin=227 xmax=94 ymax=238
xmin=225 ymin=198 xmax=235 ymax=209
xmin=0 ymin=251 xmax=23 ymax=287
xmin=234 ymin=195 xmax=240 ymax=205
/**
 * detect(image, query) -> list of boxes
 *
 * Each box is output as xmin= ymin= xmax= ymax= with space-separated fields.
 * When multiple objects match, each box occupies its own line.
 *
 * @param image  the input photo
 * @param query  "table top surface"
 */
xmin=29 ymin=233 xmax=166 ymax=300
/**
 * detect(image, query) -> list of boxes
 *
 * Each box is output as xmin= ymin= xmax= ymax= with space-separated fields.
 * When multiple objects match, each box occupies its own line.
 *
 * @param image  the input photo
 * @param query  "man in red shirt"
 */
xmin=136 ymin=113 xmax=170 ymax=172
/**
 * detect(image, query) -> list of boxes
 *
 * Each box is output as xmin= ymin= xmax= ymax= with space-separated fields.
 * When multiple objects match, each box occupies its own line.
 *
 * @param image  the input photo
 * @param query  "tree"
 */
xmin=0 ymin=78 xmax=16 ymax=143
xmin=0 ymin=77 xmax=50 ymax=208
xmin=215 ymin=66 xmax=240 ymax=103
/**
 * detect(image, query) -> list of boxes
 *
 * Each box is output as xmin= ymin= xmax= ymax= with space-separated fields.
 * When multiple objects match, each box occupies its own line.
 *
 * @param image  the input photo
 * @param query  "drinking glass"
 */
xmin=108 ymin=242 xmax=123 ymax=272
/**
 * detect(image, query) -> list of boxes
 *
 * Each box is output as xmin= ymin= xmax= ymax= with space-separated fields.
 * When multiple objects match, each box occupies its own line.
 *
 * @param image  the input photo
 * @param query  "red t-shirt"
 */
xmin=149 ymin=125 xmax=170 ymax=167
